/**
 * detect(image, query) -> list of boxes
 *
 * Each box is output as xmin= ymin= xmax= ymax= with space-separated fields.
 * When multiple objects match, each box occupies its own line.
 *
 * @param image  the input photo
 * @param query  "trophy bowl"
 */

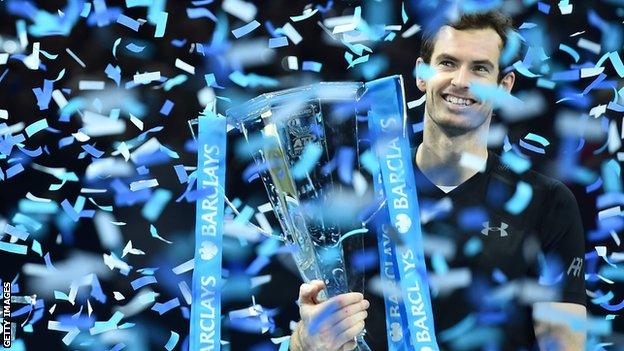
xmin=227 ymin=81 xmax=375 ymax=350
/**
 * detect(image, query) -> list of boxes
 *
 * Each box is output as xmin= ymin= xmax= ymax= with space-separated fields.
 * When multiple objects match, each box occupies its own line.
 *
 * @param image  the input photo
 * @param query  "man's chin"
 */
xmin=435 ymin=117 xmax=483 ymax=136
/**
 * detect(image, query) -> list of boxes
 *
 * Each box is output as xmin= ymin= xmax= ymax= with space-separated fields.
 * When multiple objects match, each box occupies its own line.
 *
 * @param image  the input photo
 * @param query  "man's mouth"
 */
xmin=441 ymin=94 xmax=477 ymax=107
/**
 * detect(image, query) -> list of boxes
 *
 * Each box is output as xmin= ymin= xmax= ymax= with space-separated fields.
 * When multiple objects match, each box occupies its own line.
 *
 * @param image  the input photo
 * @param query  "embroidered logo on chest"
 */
xmin=480 ymin=221 xmax=509 ymax=237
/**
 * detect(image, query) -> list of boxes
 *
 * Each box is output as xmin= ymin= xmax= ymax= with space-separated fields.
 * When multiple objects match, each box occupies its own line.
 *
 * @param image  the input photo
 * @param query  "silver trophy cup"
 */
xmin=228 ymin=78 xmax=406 ymax=350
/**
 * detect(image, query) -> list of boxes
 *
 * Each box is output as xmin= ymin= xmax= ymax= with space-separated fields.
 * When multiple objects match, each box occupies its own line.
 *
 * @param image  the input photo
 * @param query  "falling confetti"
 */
xmin=0 ymin=1 xmax=622 ymax=350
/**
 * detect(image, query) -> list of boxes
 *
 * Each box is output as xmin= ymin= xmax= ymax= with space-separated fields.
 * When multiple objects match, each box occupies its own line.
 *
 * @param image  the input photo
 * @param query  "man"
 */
xmin=289 ymin=10 xmax=586 ymax=351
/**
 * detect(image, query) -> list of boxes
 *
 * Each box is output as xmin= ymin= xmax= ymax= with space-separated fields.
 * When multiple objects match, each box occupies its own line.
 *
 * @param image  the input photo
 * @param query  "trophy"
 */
xmin=227 ymin=77 xmax=408 ymax=350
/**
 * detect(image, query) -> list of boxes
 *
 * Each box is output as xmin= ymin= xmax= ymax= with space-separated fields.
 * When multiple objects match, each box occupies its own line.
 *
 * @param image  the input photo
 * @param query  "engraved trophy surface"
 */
xmin=228 ymin=81 xmax=395 ymax=351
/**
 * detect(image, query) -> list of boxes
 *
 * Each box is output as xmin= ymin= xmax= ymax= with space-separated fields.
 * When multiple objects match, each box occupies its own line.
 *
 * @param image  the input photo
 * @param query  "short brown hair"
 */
xmin=420 ymin=11 xmax=514 ymax=78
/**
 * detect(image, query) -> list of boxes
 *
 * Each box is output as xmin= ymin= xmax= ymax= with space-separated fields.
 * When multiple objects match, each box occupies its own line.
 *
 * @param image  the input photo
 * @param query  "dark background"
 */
xmin=0 ymin=0 xmax=622 ymax=350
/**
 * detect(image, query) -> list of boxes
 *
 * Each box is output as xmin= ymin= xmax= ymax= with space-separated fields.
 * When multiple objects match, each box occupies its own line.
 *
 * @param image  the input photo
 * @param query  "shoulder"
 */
xmin=486 ymin=152 xmax=579 ymax=214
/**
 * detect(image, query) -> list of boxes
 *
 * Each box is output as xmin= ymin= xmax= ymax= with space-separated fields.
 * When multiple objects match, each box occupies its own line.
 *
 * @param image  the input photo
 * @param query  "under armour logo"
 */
xmin=199 ymin=241 xmax=218 ymax=261
xmin=567 ymin=257 xmax=583 ymax=277
xmin=481 ymin=221 xmax=509 ymax=237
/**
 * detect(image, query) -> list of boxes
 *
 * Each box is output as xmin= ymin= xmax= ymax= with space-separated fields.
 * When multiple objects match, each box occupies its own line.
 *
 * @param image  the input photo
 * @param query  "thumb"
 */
xmin=298 ymin=280 xmax=325 ymax=305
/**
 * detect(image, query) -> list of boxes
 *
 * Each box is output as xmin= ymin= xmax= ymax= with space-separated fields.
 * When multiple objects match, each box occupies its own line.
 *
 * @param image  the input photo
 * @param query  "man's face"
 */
xmin=416 ymin=26 xmax=514 ymax=133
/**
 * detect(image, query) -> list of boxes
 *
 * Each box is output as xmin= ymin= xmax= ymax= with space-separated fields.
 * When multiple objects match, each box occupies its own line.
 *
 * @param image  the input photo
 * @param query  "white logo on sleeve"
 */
xmin=567 ymin=257 xmax=583 ymax=277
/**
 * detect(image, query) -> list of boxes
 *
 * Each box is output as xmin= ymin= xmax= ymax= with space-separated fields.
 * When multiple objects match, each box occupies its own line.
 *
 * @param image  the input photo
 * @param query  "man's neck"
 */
xmin=416 ymin=115 xmax=489 ymax=187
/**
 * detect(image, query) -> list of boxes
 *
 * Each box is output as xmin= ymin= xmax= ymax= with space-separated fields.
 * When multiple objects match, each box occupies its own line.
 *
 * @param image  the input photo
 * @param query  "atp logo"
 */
xmin=395 ymin=213 xmax=412 ymax=234
xmin=481 ymin=221 xmax=509 ymax=237
xmin=199 ymin=241 xmax=218 ymax=261
xmin=567 ymin=257 xmax=583 ymax=277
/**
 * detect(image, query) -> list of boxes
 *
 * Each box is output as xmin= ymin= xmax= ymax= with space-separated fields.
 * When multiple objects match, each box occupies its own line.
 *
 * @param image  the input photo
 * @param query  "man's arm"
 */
xmin=532 ymin=301 xmax=586 ymax=351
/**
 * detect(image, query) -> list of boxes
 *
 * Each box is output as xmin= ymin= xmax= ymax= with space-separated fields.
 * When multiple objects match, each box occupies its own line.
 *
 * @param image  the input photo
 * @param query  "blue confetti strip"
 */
xmin=232 ymin=20 xmax=261 ymax=38
xmin=153 ymin=11 xmax=168 ymax=38
xmin=152 ymin=297 xmax=180 ymax=315
xmin=559 ymin=44 xmax=580 ymax=63
xmin=90 ymin=311 xmax=125 ymax=335
xmin=186 ymin=7 xmax=217 ymax=21
xmin=291 ymin=143 xmax=322 ymax=180
xmin=505 ymin=181 xmax=533 ymax=215
xmin=173 ymin=165 xmax=188 ymax=183
xmin=268 ymin=36 xmax=289 ymax=48
xmin=125 ymin=42 xmax=145 ymax=53
xmin=130 ymin=276 xmax=157 ymax=290
xmin=160 ymin=99 xmax=174 ymax=115
xmin=142 ymin=189 xmax=172 ymax=221
xmin=116 ymin=14 xmax=141 ymax=31
xmin=0 ymin=241 xmax=28 ymax=255
xmin=165 ymin=331 xmax=180 ymax=351
xmin=302 ymin=61 xmax=322 ymax=72
xmin=32 ymin=79 xmax=54 ymax=110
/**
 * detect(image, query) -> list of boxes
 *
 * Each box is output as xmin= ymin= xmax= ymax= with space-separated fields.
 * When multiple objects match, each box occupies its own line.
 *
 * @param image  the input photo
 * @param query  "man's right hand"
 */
xmin=290 ymin=280 xmax=370 ymax=351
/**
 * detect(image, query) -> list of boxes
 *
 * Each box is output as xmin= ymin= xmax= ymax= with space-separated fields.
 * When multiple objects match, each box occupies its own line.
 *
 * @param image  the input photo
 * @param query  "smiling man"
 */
xmin=290 ymin=10 xmax=587 ymax=351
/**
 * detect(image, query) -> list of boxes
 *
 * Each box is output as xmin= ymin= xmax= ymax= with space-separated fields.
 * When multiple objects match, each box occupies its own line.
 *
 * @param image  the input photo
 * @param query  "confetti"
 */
xmin=90 ymin=311 xmax=125 ymax=335
xmin=159 ymin=99 xmax=174 ymax=116
xmin=232 ymin=20 xmax=261 ymax=39
xmin=0 ymin=241 xmax=28 ymax=255
xmin=133 ymin=71 xmax=161 ymax=84
xmin=290 ymin=8 xmax=318 ymax=22
xmin=512 ymin=60 xmax=541 ymax=78
xmin=577 ymin=37 xmax=601 ymax=54
xmin=222 ymin=0 xmax=257 ymax=22
xmin=24 ymin=118 xmax=48 ymax=137
xmin=153 ymin=11 xmax=168 ymax=38
xmin=65 ymin=48 xmax=86 ymax=67
xmin=116 ymin=14 xmax=141 ymax=31
xmin=130 ymin=276 xmax=157 ymax=290
xmin=281 ymin=23 xmax=302 ymax=45
xmin=142 ymin=189 xmax=172 ymax=221
xmin=268 ymin=36 xmax=288 ymax=49
xmin=186 ymin=7 xmax=217 ymax=21
xmin=332 ymin=6 xmax=361 ymax=34
xmin=125 ymin=42 xmax=145 ymax=53
xmin=78 ymin=80 xmax=105 ymax=90
xmin=559 ymin=44 xmax=580 ymax=63
xmin=175 ymin=58 xmax=195 ymax=75
xmin=0 ymin=3 xmax=620 ymax=350
xmin=152 ymin=297 xmax=180 ymax=315
xmin=165 ymin=331 xmax=180 ymax=351
xmin=505 ymin=181 xmax=533 ymax=214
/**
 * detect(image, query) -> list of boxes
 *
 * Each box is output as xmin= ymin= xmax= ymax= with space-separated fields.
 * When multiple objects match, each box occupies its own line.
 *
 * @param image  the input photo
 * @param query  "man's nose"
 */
xmin=450 ymin=66 xmax=471 ymax=89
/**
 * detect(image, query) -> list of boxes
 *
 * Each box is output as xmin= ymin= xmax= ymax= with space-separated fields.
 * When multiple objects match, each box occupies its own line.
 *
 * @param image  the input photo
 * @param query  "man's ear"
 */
xmin=499 ymin=71 xmax=515 ymax=93
xmin=415 ymin=57 xmax=427 ymax=93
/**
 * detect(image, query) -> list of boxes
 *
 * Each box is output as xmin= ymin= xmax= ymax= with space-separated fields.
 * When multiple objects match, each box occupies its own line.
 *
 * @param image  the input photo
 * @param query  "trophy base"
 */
xmin=354 ymin=334 xmax=372 ymax=351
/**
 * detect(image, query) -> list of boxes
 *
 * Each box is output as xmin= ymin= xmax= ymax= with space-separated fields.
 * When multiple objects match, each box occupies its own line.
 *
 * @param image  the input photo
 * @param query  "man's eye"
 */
xmin=440 ymin=61 xmax=454 ymax=67
xmin=474 ymin=66 xmax=489 ymax=73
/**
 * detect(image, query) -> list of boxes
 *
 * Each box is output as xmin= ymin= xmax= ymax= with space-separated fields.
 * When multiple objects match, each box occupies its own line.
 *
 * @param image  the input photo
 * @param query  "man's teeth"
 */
xmin=444 ymin=95 xmax=475 ymax=106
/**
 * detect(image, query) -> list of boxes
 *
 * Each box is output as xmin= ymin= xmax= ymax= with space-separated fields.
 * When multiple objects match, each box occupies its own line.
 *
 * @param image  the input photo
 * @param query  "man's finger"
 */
xmin=298 ymin=280 xmax=325 ymax=305
xmin=334 ymin=321 xmax=365 ymax=348
xmin=307 ymin=293 xmax=364 ymax=334
xmin=327 ymin=310 xmax=368 ymax=337
xmin=340 ymin=340 xmax=357 ymax=351
xmin=321 ymin=299 xmax=369 ymax=330
xmin=321 ymin=292 xmax=364 ymax=313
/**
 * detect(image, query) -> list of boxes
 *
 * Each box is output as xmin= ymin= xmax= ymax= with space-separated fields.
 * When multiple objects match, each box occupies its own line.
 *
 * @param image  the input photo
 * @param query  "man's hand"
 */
xmin=290 ymin=280 xmax=370 ymax=351
xmin=533 ymin=302 xmax=586 ymax=351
